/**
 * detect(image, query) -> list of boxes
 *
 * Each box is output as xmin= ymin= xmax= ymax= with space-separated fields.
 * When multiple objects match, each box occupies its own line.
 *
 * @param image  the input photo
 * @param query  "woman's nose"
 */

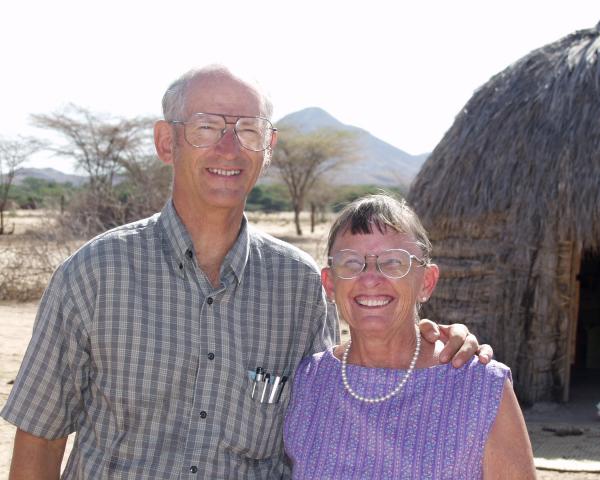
xmin=358 ymin=257 xmax=383 ymax=283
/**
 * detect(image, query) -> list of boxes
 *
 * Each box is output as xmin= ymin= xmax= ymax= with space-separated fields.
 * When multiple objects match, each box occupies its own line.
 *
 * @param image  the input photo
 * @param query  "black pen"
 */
xmin=260 ymin=373 xmax=271 ymax=403
xmin=251 ymin=367 xmax=264 ymax=400
xmin=276 ymin=376 xmax=288 ymax=403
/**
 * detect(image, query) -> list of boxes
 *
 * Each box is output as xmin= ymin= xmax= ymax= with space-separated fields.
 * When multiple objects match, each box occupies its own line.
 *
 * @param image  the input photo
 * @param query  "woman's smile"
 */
xmin=354 ymin=295 xmax=393 ymax=308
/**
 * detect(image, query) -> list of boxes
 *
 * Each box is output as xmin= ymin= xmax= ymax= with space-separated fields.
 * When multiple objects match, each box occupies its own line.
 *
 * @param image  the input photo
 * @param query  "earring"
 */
xmin=421 ymin=297 xmax=427 ymax=302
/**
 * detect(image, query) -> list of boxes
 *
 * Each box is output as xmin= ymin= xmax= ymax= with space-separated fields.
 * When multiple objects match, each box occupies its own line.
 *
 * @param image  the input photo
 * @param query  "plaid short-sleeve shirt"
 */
xmin=1 ymin=200 xmax=338 ymax=479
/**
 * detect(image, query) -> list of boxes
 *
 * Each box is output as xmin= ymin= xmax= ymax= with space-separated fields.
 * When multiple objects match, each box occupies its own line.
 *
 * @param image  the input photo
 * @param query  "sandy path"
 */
xmin=0 ymin=302 xmax=74 ymax=478
xmin=0 ymin=301 xmax=38 ymax=476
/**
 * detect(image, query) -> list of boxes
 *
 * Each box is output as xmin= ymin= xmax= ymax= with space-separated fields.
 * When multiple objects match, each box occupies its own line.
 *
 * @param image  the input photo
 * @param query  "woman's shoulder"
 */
xmin=294 ymin=347 xmax=337 ymax=385
xmin=297 ymin=347 xmax=333 ymax=372
xmin=462 ymin=357 xmax=513 ymax=384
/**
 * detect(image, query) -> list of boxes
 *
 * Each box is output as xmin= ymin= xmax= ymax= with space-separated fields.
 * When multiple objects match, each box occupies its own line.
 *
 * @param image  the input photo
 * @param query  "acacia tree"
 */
xmin=0 ymin=137 xmax=40 ymax=234
xmin=271 ymin=127 xmax=357 ymax=235
xmin=31 ymin=105 xmax=169 ymax=235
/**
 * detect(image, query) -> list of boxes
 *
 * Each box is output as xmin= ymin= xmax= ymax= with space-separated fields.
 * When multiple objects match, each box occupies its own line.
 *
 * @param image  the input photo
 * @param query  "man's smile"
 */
xmin=207 ymin=167 xmax=241 ymax=177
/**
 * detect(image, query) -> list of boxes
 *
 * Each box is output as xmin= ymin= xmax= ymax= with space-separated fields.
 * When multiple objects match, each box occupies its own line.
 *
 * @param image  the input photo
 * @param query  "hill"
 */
xmin=14 ymin=109 xmax=428 ymax=189
xmin=14 ymin=168 xmax=87 ymax=187
xmin=271 ymin=107 xmax=428 ymax=187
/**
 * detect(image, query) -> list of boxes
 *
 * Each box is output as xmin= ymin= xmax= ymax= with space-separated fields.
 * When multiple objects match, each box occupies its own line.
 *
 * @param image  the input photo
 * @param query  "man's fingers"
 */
xmin=437 ymin=324 xmax=472 ymax=365
xmin=449 ymin=333 xmax=480 ymax=367
xmin=477 ymin=344 xmax=494 ymax=364
xmin=417 ymin=318 xmax=440 ymax=343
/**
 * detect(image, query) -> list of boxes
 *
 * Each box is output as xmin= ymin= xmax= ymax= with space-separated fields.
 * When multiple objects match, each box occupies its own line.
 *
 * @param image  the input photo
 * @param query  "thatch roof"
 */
xmin=409 ymin=22 xmax=600 ymax=249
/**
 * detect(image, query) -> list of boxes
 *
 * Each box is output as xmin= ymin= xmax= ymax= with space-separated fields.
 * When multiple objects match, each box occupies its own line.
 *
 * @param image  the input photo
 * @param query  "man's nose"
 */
xmin=214 ymin=125 xmax=241 ymax=154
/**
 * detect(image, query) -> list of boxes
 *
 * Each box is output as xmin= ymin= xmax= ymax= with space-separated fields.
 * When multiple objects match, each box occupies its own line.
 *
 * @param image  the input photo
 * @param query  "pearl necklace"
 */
xmin=341 ymin=330 xmax=421 ymax=404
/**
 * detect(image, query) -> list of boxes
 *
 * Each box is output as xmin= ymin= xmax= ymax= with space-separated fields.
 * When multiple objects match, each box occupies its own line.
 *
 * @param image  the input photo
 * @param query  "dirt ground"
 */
xmin=1 ymin=211 xmax=599 ymax=478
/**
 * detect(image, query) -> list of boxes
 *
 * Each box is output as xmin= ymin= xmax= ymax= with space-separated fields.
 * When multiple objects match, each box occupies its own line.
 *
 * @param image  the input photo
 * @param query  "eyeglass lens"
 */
xmin=184 ymin=113 xmax=273 ymax=151
xmin=331 ymin=249 xmax=413 ymax=279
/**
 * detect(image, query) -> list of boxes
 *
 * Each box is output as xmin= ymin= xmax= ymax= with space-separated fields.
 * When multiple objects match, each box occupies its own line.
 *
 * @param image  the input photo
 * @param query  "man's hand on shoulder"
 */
xmin=417 ymin=319 xmax=493 ymax=368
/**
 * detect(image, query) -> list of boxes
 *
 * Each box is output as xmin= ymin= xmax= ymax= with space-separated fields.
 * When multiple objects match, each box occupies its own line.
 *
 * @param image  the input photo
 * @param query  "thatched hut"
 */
xmin=408 ymin=23 xmax=600 ymax=404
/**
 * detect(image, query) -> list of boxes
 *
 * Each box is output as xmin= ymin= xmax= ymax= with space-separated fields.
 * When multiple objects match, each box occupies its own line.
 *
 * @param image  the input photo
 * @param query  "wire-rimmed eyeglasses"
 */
xmin=169 ymin=112 xmax=277 ymax=152
xmin=328 ymin=248 xmax=428 ymax=280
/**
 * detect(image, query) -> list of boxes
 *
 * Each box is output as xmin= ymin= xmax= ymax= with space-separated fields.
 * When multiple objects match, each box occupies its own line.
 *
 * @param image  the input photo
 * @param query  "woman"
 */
xmin=284 ymin=194 xmax=535 ymax=479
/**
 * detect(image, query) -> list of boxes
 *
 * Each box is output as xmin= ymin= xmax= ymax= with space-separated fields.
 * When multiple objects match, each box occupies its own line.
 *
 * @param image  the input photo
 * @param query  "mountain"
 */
xmin=272 ymin=107 xmax=428 ymax=187
xmin=15 ymin=109 xmax=429 ymax=189
xmin=14 ymin=168 xmax=87 ymax=186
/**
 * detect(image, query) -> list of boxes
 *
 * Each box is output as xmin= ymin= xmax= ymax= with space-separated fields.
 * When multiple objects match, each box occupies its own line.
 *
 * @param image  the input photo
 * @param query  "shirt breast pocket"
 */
xmin=220 ymin=371 xmax=291 ymax=460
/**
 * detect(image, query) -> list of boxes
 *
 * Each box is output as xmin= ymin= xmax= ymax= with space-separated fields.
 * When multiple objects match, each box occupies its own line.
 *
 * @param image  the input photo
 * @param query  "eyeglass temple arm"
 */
xmin=411 ymin=255 xmax=429 ymax=267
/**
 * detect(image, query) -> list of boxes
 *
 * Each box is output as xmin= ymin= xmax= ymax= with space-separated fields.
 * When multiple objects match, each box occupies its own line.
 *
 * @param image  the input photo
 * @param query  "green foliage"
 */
xmin=8 ymin=177 xmax=78 ymax=209
xmin=246 ymin=183 xmax=407 ymax=214
xmin=246 ymin=184 xmax=291 ymax=212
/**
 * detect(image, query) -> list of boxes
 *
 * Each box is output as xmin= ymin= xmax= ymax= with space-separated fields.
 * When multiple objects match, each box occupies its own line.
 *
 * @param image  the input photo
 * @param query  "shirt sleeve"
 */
xmin=1 ymin=263 xmax=91 ymax=439
xmin=304 ymin=276 xmax=340 ymax=357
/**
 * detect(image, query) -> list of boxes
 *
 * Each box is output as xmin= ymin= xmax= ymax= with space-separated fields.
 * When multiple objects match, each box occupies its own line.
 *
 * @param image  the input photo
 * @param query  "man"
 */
xmin=2 ymin=65 xmax=490 ymax=479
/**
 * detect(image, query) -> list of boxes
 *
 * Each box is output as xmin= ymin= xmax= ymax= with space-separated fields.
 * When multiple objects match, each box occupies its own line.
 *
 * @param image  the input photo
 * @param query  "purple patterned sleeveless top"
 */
xmin=283 ymin=348 xmax=510 ymax=479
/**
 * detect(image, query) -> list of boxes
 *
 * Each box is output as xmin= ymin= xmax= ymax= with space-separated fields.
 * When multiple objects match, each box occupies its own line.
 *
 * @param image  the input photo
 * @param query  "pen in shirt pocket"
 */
xmin=259 ymin=373 xmax=271 ymax=403
xmin=267 ymin=376 xmax=281 ymax=404
xmin=251 ymin=367 xmax=265 ymax=400
xmin=248 ymin=368 xmax=288 ymax=403
xmin=276 ymin=376 xmax=288 ymax=403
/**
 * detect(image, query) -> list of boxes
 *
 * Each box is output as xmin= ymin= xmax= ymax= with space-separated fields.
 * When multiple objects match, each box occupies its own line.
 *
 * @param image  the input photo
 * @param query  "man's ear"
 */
xmin=155 ymin=120 xmax=176 ymax=165
xmin=321 ymin=267 xmax=335 ymax=302
xmin=420 ymin=263 xmax=440 ymax=300
xmin=270 ymin=128 xmax=278 ymax=149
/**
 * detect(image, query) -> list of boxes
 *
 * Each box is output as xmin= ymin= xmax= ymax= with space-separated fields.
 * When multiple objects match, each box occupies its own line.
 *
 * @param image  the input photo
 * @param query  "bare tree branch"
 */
xmin=31 ymin=105 xmax=169 ymax=236
xmin=0 ymin=136 xmax=41 ymax=234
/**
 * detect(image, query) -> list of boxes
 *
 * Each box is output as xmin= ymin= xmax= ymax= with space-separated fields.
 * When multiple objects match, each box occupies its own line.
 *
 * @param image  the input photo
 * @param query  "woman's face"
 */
xmin=322 ymin=228 xmax=439 ymax=338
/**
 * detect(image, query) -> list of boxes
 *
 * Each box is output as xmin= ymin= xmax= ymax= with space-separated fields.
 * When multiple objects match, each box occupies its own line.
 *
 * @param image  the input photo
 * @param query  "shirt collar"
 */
xmin=159 ymin=199 xmax=193 ymax=264
xmin=158 ymin=199 xmax=250 ymax=284
xmin=223 ymin=215 xmax=250 ymax=284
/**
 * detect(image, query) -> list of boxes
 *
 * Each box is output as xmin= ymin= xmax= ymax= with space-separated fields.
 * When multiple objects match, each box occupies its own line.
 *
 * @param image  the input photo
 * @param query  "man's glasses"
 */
xmin=169 ymin=113 xmax=276 ymax=152
xmin=328 ymin=249 xmax=428 ymax=280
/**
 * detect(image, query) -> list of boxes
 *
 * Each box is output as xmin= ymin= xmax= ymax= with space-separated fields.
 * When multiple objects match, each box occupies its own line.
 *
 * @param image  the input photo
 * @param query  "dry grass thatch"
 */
xmin=409 ymin=22 xmax=600 ymax=249
xmin=407 ymin=23 xmax=600 ymax=403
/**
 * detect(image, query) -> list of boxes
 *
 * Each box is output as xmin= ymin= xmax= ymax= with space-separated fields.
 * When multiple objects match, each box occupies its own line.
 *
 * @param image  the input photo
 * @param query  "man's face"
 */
xmin=167 ymin=74 xmax=272 ymax=213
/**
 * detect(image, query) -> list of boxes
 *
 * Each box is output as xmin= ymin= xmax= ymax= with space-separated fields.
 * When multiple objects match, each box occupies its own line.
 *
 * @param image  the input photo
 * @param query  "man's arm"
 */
xmin=418 ymin=319 xmax=494 ymax=367
xmin=9 ymin=429 xmax=68 ymax=480
xmin=483 ymin=379 xmax=536 ymax=479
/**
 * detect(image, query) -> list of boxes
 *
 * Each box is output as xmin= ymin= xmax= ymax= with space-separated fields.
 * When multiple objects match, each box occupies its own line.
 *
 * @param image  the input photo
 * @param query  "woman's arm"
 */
xmin=483 ymin=379 xmax=536 ymax=479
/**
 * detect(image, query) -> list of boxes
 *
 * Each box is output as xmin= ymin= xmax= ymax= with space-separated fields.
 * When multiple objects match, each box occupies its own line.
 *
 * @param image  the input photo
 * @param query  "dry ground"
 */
xmin=0 ymin=210 xmax=599 ymax=478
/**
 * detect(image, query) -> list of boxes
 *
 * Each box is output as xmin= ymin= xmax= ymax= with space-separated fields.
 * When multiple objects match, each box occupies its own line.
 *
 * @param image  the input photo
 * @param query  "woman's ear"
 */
xmin=419 ymin=263 xmax=440 ymax=301
xmin=321 ymin=267 xmax=335 ymax=302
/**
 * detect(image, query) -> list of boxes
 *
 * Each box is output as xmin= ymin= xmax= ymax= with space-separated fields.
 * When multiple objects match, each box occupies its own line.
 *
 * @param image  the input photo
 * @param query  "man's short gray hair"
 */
xmin=161 ymin=65 xmax=274 ymax=122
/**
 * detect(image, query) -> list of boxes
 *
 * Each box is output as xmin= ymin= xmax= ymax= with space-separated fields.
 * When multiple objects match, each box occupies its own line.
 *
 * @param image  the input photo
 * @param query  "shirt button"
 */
xmin=200 ymin=411 xmax=207 ymax=419
xmin=186 ymin=250 xmax=193 ymax=259
xmin=178 ymin=262 xmax=183 ymax=270
xmin=190 ymin=465 xmax=198 ymax=473
xmin=207 ymin=352 xmax=215 ymax=360
xmin=207 ymin=297 xmax=213 ymax=305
